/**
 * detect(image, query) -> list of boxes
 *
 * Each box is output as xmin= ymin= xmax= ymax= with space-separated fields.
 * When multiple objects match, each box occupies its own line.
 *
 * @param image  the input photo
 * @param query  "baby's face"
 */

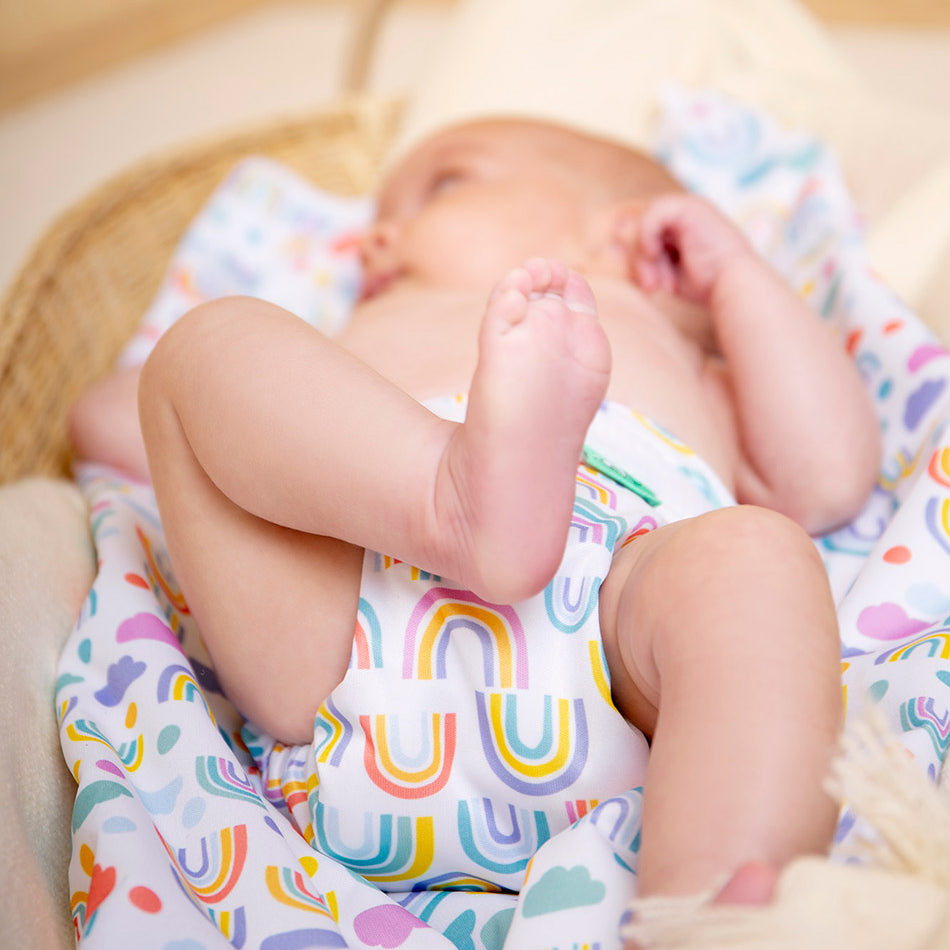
xmin=360 ymin=120 xmax=613 ymax=298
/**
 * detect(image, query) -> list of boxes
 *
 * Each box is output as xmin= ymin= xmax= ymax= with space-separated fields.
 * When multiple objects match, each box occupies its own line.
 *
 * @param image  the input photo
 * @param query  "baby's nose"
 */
xmin=358 ymin=219 xmax=399 ymax=268
xmin=357 ymin=220 xmax=402 ymax=299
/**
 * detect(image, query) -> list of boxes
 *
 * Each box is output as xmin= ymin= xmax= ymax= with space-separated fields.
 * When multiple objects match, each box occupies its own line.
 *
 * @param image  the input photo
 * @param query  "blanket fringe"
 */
xmin=826 ymin=711 xmax=950 ymax=886
xmin=621 ymin=709 xmax=950 ymax=949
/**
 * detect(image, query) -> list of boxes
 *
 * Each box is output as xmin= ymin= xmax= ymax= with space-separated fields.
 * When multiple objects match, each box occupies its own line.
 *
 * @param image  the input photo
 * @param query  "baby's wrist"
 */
xmin=711 ymin=246 xmax=763 ymax=293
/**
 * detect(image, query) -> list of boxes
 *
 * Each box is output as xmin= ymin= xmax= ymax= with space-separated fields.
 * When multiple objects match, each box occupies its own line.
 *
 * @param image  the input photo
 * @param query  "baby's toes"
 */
xmin=485 ymin=266 xmax=533 ymax=331
xmin=562 ymin=269 xmax=597 ymax=315
xmin=523 ymin=257 xmax=566 ymax=295
xmin=523 ymin=257 xmax=596 ymax=316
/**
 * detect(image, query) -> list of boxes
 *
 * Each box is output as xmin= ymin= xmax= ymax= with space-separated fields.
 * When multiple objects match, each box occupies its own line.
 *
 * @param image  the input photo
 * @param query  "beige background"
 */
xmin=1 ymin=0 xmax=948 ymax=297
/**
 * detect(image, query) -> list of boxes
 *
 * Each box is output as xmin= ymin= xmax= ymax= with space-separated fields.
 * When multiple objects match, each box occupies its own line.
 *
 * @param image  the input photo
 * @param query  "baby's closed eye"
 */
xmin=426 ymin=168 xmax=470 ymax=199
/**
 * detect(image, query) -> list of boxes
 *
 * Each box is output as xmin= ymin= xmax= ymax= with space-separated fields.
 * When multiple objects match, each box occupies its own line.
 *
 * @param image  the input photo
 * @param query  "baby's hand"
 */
xmin=631 ymin=193 xmax=751 ymax=305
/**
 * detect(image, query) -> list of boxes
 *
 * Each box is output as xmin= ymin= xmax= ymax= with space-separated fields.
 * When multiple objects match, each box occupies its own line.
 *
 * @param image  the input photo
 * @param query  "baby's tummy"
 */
xmin=605 ymin=369 xmax=738 ymax=495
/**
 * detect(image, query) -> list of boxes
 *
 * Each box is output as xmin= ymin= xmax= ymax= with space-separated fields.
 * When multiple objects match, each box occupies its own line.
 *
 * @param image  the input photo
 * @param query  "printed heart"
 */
xmin=87 ymin=863 xmax=116 ymax=919
xmin=353 ymin=904 xmax=429 ymax=947
xmin=856 ymin=602 xmax=931 ymax=640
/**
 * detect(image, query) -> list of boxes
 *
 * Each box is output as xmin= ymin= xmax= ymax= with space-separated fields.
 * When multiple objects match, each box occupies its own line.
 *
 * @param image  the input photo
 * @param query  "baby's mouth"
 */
xmin=359 ymin=269 xmax=402 ymax=301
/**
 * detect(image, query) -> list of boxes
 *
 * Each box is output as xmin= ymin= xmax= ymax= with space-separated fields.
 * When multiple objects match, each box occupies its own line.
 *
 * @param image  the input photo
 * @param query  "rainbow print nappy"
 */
xmin=247 ymin=400 xmax=734 ymax=893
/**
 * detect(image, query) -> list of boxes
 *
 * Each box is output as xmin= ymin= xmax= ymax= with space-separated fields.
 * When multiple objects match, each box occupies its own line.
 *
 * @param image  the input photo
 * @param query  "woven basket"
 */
xmin=0 ymin=0 xmax=402 ymax=485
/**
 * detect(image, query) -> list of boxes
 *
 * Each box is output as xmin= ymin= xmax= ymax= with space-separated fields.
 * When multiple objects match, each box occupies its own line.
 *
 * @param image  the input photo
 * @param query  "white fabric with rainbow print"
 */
xmin=57 ymin=88 xmax=950 ymax=949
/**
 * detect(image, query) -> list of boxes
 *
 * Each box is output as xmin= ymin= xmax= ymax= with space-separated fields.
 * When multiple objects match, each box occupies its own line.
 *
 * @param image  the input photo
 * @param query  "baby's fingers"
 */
xmin=636 ymin=193 xmax=691 ymax=250
xmin=633 ymin=254 xmax=675 ymax=295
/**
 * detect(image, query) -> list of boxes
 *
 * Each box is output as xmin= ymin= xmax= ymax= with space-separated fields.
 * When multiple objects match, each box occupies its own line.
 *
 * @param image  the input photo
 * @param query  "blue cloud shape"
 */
xmin=521 ymin=864 xmax=606 ymax=918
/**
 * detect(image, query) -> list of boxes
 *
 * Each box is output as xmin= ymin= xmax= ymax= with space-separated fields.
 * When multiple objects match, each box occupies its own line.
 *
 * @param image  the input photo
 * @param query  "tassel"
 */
xmin=621 ymin=709 xmax=950 ymax=949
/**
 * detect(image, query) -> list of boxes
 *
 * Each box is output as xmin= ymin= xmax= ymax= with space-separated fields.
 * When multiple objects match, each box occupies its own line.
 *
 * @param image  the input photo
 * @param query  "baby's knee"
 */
xmin=622 ymin=505 xmax=820 ymax=589
xmin=608 ymin=504 xmax=832 ymax=648
xmin=673 ymin=506 xmax=832 ymax=614
xmin=140 ymin=297 xmax=260 ymax=407
xmin=144 ymin=297 xmax=249 ymax=371
xmin=692 ymin=504 xmax=822 ymax=568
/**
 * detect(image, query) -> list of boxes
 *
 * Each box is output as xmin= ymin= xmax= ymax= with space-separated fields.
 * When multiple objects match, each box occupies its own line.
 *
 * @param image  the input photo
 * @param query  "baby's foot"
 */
xmin=437 ymin=258 xmax=611 ymax=603
xmin=712 ymin=861 xmax=778 ymax=905
xmin=620 ymin=863 xmax=778 ymax=949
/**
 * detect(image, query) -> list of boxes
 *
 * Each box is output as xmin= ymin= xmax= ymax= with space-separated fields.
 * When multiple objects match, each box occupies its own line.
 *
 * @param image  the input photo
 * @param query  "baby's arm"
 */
xmin=634 ymin=194 xmax=880 ymax=534
xmin=68 ymin=365 xmax=150 ymax=481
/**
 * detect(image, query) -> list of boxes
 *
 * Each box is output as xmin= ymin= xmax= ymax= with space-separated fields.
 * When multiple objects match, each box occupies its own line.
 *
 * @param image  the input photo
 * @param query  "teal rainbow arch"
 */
xmin=457 ymin=798 xmax=550 ymax=875
xmin=545 ymin=498 xmax=626 ymax=633
xmin=313 ymin=803 xmax=433 ymax=884
xmin=196 ymin=756 xmax=262 ymax=807
xmin=901 ymin=696 xmax=950 ymax=758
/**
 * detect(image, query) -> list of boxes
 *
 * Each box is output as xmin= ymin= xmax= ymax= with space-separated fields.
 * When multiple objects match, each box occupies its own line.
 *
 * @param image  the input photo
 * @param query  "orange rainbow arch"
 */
xmin=361 ymin=712 xmax=456 ymax=799
xmin=929 ymin=446 xmax=950 ymax=489
xmin=135 ymin=525 xmax=190 ymax=613
xmin=173 ymin=824 xmax=247 ymax=904
xmin=352 ymin=597 xmax=383 ymax=670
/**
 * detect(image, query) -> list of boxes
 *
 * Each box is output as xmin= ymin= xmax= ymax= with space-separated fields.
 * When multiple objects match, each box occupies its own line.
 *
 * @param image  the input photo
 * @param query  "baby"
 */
xmin=71 ymin=119 xmax=881 ymax=912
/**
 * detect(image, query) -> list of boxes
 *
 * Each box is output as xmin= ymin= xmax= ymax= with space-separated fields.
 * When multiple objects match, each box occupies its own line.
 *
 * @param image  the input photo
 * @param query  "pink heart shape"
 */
xmin=856 ymin=602 xmax=931 ymax=640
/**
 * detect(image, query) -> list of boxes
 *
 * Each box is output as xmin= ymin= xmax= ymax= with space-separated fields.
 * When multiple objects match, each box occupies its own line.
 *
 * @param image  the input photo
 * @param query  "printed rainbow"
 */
xmin=264 ymin=865 xmax=335 ymax=917
xmin=157 ymin=663 xmax=214 ymax=722
xmin=457 ymin=797 xmax=551 ymax=876
xmin=313 ymin=696 xmax=353 ymax=767
xmin=360 ymin=711 xmax=456 ymax=799
xmin=404 ymin=588 xmax=528 ymax=689
xmin=135 ymin=525 xmax=190 ymax=613
xmin=925 ymin=496 xmax=950 ymax=555
xmin=476 ymin=691 xmax=589 ymax=796
xmin=351 ymin=597 xmax=384 ymax=670
xmin=928 ymin=446 xmax=950 ymax=489
xmin=545 ymin=498 xmax=627 ymax=633
xmin=173 ymin=824 xmax=247 ymax=904
xmin=313 ymin=803 xmax=434 ymax=884
xmin=196 ymin=756 xmax=263 ymax=807
xmin=901 ymin=697 xmax=950 ymax=758
xmin=576 ymin=467 xmax=618 ymax=508
xmin=875 ymin=627 xmax=950 ymax=663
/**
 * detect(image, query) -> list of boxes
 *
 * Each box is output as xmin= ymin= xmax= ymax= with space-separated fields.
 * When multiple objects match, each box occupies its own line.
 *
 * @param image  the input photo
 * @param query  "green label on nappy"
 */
xmin=581 ymin=446 xmax=661 ymax=508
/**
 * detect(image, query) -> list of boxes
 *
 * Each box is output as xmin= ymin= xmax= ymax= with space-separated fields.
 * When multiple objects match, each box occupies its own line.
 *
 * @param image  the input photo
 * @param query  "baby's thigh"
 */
xmin=598 ymin=505 xmax=832 ymax=737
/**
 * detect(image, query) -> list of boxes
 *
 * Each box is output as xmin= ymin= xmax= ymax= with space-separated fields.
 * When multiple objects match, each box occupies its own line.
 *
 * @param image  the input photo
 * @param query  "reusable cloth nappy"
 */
xmin=248 ymin=399 xmax=735 ymax=892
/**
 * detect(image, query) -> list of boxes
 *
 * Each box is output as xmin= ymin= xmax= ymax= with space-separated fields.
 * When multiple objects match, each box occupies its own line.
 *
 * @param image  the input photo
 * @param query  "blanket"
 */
xmin=57 ymin=89 xmax=950 ymax=949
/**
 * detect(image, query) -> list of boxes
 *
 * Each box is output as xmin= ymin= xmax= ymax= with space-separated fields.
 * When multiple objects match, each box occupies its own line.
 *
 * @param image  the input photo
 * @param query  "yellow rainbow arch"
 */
xmin=417 ymin=603 xmax=515 ymax=686
xmin=489 ymin=693 xmax=572 ymax=778
xmin=405 ymin=588 xmax=527 ymax=689
xmin=884 ymin=630 xmax=950 ymax=663
xmin=364 ymin=817 xmax=435 ymax=884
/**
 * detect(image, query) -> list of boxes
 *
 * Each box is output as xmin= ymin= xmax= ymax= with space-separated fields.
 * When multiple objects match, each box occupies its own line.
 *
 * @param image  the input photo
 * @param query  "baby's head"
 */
xmin=359 ymin=118 xmax=682 ymax=299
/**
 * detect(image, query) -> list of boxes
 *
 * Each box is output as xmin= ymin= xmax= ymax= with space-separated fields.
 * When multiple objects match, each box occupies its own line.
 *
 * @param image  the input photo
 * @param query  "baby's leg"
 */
xmin=445 ymin=257 xmax=611 ymax=600
xmin=598 ymin=505 xmax=842 ymax=900
xmin=140 ymin=262 xmax=607 ymax=737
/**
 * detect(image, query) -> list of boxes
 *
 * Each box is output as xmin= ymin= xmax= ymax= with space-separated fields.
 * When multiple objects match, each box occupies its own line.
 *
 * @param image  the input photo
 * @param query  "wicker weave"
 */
xmin=0 ymin=2 xmax=403 ymax=485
